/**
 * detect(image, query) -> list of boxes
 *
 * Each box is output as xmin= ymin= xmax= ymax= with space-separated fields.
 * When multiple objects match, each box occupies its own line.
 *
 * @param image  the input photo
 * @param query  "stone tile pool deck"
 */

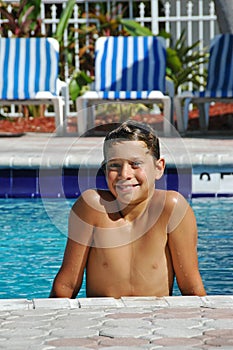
xmin=0 ymin=133 xmax=232 ymax=348
xmin=0 ymin=296 xmax=233 ymax=349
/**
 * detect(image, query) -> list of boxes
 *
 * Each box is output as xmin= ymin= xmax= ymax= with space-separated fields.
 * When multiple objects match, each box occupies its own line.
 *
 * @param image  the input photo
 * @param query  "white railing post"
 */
xmin=40 ymin=2 xmax=46 ymax=36
xmin=187 ymin=1 xmax=194 ymax=91
xmin=164 ymin=1 xmax=171 ymax=35
xmin=139 ymin=2 xmax=145 ymax=27
xmin=151 ymin=0 xmax=159 ymax=35
xmin=73 ymin=4 xmax=80 ymax=72
xmin=51 ymin=4 xmax=57 ymax=35
xmin=176 ymin=0 xmax=181 ymax=39
xmin=209 ymin=1 xmax=216 ymax=39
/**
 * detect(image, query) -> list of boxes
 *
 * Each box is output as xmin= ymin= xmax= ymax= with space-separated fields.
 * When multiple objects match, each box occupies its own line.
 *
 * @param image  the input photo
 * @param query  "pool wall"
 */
xmin=0 ymin=167 xmax=193 ymax=198
xmin=0 ymin=167 xmax=232 ymax=198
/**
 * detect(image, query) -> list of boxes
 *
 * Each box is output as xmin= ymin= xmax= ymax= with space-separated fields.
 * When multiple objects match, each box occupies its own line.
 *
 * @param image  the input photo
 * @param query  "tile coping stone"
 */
xmin=0 ymin=135 xmax=232 ymax=169
xmin=0 ymin=296 xmax=232 ymax=311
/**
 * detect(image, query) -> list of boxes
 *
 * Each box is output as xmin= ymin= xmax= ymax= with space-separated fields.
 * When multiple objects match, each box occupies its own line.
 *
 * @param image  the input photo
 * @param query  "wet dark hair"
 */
xmin=103 ymin=120 xmax=160 ymax=160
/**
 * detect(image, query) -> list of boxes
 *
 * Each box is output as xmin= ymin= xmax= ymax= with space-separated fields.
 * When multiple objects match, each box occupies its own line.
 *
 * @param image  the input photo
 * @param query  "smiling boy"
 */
xmin=50 ymin=120 xmax=206 ymax=298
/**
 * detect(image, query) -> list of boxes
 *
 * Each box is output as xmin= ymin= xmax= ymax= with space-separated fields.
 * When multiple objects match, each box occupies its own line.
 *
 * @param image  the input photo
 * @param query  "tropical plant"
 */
xmin=0 ymin=0 xmax=42 ymax=37
xmin=164 ymin=29 xmax=208 ymax=93
xmin=51 ymin=0 xmax=89 ymax=103
xmin=53 ymin=0 xmax=76 ymax=43
xmin=69 ymin=71 xmax=93 ymax=102
xmin=120 ymin=19 xmax=155 ymax=36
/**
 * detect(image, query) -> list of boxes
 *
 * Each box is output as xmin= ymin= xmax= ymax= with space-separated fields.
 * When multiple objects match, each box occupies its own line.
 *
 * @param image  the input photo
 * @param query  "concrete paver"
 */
xmin=0 ymin=296 xmax=232 ymax=349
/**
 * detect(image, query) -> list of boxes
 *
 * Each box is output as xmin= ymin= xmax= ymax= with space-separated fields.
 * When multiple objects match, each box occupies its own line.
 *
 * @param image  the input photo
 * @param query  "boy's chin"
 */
xmin=115 ymin=193 xmax=147 ymax=206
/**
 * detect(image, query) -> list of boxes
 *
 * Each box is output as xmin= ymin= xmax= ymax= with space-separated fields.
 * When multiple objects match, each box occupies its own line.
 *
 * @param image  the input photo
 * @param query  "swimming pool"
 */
xmin=0 ymin=197 xmax=232 ymax=298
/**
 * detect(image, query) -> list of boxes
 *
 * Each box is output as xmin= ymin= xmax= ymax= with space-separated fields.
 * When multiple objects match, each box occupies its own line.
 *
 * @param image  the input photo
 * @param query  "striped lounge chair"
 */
xmin=76 ymin=36 xmax=173 ymax=136
xmin=0 ymin=37 xmax=68 ymax=136
xmin=174 ymin=34 xmax=233 ymax=134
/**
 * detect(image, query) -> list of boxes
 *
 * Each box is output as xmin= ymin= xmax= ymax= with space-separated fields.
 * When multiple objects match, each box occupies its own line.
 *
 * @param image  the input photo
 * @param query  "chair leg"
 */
xmin=205 ymin=103 xmax=210 ymax=128
xmin=174 ymin=96 xmax=186 ymax=134
xmin=53 ymin=98 xmax=65 ymax=136
xmin=76 ymin=97 xmax=88 ymax=136
xmin=163 ymin=97 xmax=172 ymax=136
xmin=183 ymin=97 xmax=192 ymax=131
xmin=87 ymin=104 xmax=96 ymax=131
xmin=198 ymin=103 xmax=209 ymax=131
xmin=61 ymin=84 xmax=69 ymax=125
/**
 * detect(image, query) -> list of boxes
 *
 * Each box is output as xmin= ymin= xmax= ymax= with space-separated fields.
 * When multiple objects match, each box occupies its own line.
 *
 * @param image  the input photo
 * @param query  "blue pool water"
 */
xmin=0 ymin=197 xmax=232 ymax=298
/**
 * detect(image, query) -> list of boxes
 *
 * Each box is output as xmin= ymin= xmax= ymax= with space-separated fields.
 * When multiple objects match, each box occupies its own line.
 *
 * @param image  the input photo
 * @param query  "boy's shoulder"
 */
xmin=158 ymin=190 xmax=193 ymax=233
xmin=153 ymin=189 xmax=191 ymax=222
xmin=153 ymin=189 xmax=188 ymax=208
xmin=165 ymin=190 xmax=188 ymax=206
xmin=81 ymin=188 xmax=113 ymax=202
xmin=71 ymin=189 xmax=114 ymax=225
xmin=73 ymin=189 xmax=114 ymax=212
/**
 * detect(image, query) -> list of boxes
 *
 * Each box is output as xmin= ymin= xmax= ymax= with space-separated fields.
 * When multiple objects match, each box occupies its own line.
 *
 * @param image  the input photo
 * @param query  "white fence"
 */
xmin=0 ymin=0 xmax=219 ymax=116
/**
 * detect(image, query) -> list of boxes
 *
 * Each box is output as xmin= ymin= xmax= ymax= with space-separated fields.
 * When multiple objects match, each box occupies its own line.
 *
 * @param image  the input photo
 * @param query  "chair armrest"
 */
xmin=57 ymin=79 xmax=69 ymax=118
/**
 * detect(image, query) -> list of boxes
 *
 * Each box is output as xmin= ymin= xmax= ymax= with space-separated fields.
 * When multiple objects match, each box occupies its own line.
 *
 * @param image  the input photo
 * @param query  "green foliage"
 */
xmin=163 ymin=29 xmax=208 ymax=93
xmin=54 ymin=0 xmax=76 ymax=43
xmin=0 ymin=0 xmax=42 ymax=37
xmin=69 ymin=71 xmax=93 ymax=101
xmin=96 ymin=102 xmax=149 ymax=123
xmin=120 ymin=19 xmax=154 ymax=36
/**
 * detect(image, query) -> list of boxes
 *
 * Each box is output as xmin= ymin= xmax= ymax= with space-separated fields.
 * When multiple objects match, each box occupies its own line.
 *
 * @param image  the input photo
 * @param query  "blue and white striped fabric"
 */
xmin=0 ymin=37 xmax=59 ymax=100
xmin=94 ymin=36 xmax=166 ymax=99
xmin=198 ymin=34 xmax=233 ymax=98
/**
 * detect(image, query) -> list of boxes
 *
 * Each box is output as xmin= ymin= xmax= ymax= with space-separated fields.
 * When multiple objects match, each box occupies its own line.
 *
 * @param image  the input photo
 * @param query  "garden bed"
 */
xmin=0 ymin=103 xmax=232 ymax=135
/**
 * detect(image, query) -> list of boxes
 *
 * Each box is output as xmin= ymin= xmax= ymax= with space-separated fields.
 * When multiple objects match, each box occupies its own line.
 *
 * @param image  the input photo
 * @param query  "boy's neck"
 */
xmin=117 ymin=195 xmax=153 ymax=222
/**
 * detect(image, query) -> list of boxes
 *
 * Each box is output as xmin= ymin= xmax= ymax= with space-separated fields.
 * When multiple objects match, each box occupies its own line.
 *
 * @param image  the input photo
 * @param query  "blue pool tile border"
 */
xmin=0 ymin=167 xmax=232 ymax=198
xmin=192 ymin=193 xmax=233 ymax=198
xmin=0 ymin=167 xmax=193 ymax=199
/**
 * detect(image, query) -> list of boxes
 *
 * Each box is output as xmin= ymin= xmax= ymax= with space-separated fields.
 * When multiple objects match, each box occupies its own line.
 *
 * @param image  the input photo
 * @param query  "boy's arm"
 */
xmin=167 ymin=192 xmax=206 ymax=296
xmin=49 ymin=238 xmax=90 ymax=298
xmin=50 ymin=194 xmax=94 ymax=298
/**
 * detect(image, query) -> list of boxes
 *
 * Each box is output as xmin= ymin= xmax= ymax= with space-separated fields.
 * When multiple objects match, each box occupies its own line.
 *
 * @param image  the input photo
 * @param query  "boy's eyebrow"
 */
xmin=106 ymin=154 xmax=149 ymax=162
xmin=109 ymin=149 xmax=150 ymax=160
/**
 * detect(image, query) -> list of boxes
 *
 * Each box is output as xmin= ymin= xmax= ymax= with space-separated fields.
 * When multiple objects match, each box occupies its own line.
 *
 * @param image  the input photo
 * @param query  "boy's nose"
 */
xmin=119 ymin=162 xmax=132 ymax=179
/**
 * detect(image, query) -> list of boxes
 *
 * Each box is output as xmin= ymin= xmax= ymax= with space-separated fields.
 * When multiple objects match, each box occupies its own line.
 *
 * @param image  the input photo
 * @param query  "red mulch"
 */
xmin=0 ymin=102 xmax=232 ymax=135
xmin=187 ymin=102 xmax=233 ymax=131
xmin=0 ymin=116 xmax=56 ymax=134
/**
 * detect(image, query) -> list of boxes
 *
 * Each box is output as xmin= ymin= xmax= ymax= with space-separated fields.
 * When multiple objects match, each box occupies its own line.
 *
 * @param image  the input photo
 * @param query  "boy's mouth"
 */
xmin=116 ymin=183 xmax=140 ymax=192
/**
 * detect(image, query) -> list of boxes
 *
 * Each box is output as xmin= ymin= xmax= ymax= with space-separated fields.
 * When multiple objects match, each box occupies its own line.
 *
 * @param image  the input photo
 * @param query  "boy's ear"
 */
xmin=155 ymin=158 xmax=165 ymax=180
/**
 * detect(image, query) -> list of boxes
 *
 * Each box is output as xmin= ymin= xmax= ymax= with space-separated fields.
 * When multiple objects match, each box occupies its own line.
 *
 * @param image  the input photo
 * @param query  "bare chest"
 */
xmin=92 ymin=210 xmax=167 ymax=249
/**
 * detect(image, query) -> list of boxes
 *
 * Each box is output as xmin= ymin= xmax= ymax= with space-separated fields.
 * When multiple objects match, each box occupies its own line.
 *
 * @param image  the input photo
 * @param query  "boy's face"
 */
xmin=105 ymin=140 xmax=164 ymax=205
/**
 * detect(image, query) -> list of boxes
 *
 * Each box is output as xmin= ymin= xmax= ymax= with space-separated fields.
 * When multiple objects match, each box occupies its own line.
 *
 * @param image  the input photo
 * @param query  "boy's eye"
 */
xmin=131 ymin=161 xmax=142 ymax=168
xmin=107 ymin=160 xmax=143 ymax=170
xmin=107 ymin=162 xmax=121 ymax=170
